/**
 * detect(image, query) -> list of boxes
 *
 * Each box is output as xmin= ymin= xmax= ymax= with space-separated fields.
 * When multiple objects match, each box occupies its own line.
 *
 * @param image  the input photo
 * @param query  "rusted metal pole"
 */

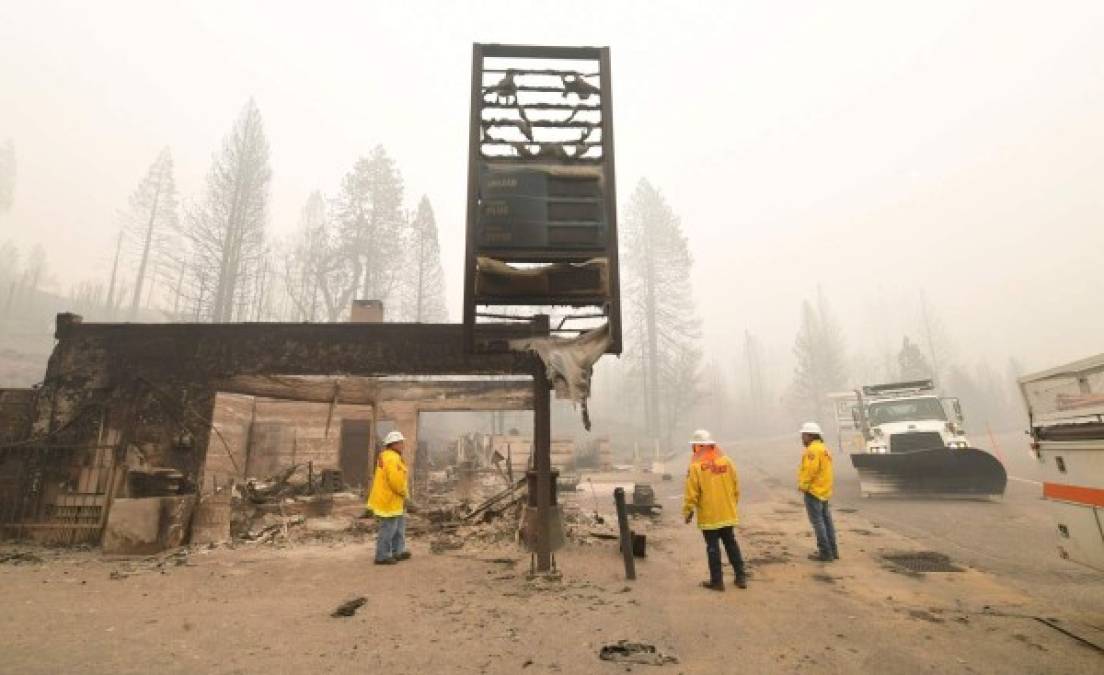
xmin=614 ymin=487 xmax=636 ymax=580
xmin=532 ymin=315 xmax=553 ymax=572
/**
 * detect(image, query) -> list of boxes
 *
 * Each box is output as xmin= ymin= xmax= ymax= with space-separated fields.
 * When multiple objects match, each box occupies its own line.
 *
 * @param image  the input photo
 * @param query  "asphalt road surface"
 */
xmin=731 ymin=430 xmax=1104 ymax=621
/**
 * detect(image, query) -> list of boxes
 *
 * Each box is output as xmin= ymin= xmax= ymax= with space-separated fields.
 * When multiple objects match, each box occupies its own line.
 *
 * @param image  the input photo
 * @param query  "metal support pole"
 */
xmin=532 ymin=315 xmax=553 ymax=572
xmin=614 ymin=487 xmax=636 ymax=580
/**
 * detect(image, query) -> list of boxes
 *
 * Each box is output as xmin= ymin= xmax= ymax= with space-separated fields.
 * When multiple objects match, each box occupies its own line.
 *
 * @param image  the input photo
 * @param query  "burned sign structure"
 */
xmin=463 ymin=44 xmax=621 ymax=353
xmin=461 ymin=44 xmax=622 ymax=573
xmin=0 ymin=45 xmax=621 ymax=578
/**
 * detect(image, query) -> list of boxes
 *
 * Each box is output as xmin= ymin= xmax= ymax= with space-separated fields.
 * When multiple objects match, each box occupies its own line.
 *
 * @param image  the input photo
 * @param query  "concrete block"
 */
xmin=190 ymin=494 xmax=232 ymax=545
xmin=103 ymin=496 xmax=197 ymax=555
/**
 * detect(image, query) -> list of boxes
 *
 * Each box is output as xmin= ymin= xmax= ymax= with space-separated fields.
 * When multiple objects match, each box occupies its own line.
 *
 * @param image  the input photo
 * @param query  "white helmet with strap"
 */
xmin=689 ymin=429 xmax=715 ymax=445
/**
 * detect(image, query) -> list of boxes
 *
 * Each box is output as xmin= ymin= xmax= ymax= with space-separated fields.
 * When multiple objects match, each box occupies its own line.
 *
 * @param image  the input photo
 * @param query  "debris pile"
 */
xmin=331 ymin=596 xmax=367 ymax=618
xmin=109 ymin=548 xmax=192 ymax=579
xmin=425 ymin=478 xmax=527 ymax=554
xmin=0 ymin=549 xmax=44 ymax=565
xmin=598 ymin=641 xmax=679 ymax=666
xmin=227 ymin=464 xmax=368 ymax=545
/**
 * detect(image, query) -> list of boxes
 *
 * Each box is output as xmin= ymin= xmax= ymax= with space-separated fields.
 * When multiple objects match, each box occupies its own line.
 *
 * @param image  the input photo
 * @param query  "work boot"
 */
xmin=395 ymin=551 xmax=412 ymax=561
xmin=374 ymin=558 xmax=397 ymax=565
xmin=733 ymin=573 xmax=748 ymax=589
xmin=808 ymin=552 xmax=831 ymax=562
xmin=699 ymin=581 xmax=725 ymax=592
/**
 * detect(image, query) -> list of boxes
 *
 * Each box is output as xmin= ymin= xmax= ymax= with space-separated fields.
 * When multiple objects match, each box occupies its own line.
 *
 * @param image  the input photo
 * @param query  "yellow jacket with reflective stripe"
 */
xmin=367 ymin=448 xmax=408 ymax=517
xmin=682 ymin=447 xmax=740 ymax=530
xmin=798 ymin=440 xmax=834 ymax=501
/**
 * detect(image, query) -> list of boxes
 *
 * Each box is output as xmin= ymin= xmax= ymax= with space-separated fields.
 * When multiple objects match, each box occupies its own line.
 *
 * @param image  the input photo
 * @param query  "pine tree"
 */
xmin=787 ymin=293 xmax=848 ymax=423
xmin=400 ymin=196 xmax=447 ymax=322
xmin=282 ymin=191 xmax=356 ymax=321
xmin=0 ymin=139 xmax=14 ymax=213
xmin=183 ymin=99 xmax=271 ymax=322
xmin=332 ymin=145 xmax=404 ymax=313
xmin=897 ymin=336 xmax=932 ymax=380
xmin=124 ymin=147 xmax=178 ymax=319
xmin=622 ymin=179 xmax=703 ymax=448
xmin=919 ymin=295 xmax=955 ymax=384
xmin=0 ymin=240 xmax=18 ymax=288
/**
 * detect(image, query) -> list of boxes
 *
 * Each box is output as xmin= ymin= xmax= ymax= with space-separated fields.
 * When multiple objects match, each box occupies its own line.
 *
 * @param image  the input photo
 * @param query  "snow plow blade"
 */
xmin=849 ymin=447 xmax=1007 ymax=497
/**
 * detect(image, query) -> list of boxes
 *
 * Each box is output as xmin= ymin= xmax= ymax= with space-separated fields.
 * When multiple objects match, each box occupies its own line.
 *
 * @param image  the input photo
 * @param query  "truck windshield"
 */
xmin=867 ymin=398 xmax=947 ymax=425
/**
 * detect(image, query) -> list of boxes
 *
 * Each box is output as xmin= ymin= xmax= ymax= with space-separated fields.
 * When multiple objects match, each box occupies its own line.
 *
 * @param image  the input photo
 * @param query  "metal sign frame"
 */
xmin=463 ymin=43 xmax=622 ymax=353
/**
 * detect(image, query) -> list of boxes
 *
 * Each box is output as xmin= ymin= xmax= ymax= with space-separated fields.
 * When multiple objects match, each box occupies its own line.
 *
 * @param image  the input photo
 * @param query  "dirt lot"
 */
xmin=1 ymin=463 xmax=1102 ymax=674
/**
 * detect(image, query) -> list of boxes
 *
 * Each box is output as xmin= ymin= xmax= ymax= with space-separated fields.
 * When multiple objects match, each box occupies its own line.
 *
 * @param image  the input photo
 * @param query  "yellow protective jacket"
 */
xmin=682 ymin=447 xmax=740 ymax=530
xmin=367 ymin=448 xmax=408 ymax=517
xmin=798 ymin=439 xmax=834 ymax=501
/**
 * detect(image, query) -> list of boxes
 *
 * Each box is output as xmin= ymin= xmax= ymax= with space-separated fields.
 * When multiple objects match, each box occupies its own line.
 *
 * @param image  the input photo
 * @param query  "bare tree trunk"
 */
xmin=642 ymin=227 xmax=661 ymax=445
xmin=171 ymin=264 xmax=185 ymax=319
xmin=128 ymin=178 xmax=163 ymax=319
xmin=105 ymin=230 xmax=124 ymax=320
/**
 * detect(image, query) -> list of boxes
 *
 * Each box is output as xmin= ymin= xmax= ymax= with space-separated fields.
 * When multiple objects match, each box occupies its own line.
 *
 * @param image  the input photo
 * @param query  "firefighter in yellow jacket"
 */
xmin=682 ymin=429 xmax=747 ymax=591
xmin=368 ymin=431 xmax=410 ymax=565
xmin=798 ymin=422 xmax=838 ymax=562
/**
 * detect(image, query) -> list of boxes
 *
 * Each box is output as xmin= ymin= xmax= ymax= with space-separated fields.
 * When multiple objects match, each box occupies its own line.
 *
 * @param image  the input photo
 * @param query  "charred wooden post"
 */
xmin=614 ymin=487 xmax=636 ymax=580
xmin=532 ymin=314 xmax=554 ymax=572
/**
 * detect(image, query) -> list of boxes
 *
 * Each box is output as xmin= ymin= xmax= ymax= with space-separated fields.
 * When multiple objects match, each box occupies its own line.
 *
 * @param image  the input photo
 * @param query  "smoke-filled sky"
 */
xmin=2 ymin=0 xmax=1102 ymax=376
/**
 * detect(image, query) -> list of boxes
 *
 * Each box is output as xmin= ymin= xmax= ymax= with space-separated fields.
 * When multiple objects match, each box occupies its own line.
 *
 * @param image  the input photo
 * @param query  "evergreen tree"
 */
xmin=0 ymin=139 xmax=14 ymax=213
xmin=896 ymin=336 xmax=932 ymax=380
xmin=332 ymin=145 xmax=404 ymax=313
xmin=399 ymin=195 xmax=447 ymax=322
xmin=124 ymin=147 xmax=178 ymax=319
xmin=183 ymin=99 xmax=271 ymax=322
xmin=787 ymin=292 xmax=848 ymax=423
xmin=282 ymin=191 xmax=356 ymax=321
xmin=622 ymin=179 xmax=703 ymax=448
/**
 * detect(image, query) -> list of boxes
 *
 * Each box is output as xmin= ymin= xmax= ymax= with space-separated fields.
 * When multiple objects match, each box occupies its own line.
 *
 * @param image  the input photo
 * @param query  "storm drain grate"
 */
xmin=882 ymin=551 xmax=963 ymax=573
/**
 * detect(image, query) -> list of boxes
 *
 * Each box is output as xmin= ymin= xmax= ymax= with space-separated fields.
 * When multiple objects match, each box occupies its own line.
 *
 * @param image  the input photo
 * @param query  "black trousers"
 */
xmin=702 ymin=526 xmax=745 ymax=585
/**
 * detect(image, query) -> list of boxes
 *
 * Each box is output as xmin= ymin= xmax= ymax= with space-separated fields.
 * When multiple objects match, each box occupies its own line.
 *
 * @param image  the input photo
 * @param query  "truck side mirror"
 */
xmin=851 ymin=408 xmax=861 ymax=426
xmin=951 ymin=399 xmax=964 ymax=423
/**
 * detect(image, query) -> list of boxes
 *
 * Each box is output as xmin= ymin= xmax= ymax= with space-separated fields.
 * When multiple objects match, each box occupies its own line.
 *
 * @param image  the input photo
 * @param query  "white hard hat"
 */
xmin=383 ymin=430 xmax=406 ymax=447
xmin=689 ymin=429 xmax=715 ymax=445
xmin=799 ymin=422 xmax=823 ymax=435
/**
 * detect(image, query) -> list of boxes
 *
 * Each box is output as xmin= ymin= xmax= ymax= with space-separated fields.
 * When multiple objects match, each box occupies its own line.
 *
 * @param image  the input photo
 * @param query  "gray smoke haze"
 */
xmin=2 ymin=0 xmax=1102 ymax=378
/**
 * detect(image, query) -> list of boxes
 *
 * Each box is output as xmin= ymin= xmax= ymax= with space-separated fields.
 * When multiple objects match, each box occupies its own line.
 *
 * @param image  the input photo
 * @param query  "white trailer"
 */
xmin=1019 ymin=354 xmax=1104 ymax=571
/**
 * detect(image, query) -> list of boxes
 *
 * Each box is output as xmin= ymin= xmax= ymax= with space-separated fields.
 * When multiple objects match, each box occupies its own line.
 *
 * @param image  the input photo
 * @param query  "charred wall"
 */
xmin=1 ymin=314 xmax=542 ymax=543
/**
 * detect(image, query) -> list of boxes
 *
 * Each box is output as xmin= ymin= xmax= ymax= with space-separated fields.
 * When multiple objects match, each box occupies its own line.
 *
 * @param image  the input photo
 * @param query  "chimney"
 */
xmin=350 ymin=299 xmax=384 ymax=323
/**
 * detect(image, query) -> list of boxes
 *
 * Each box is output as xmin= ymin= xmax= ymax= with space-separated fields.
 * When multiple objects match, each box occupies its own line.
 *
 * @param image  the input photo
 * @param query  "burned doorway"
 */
xmin=339 ymin=419 xmax=372 ymax=488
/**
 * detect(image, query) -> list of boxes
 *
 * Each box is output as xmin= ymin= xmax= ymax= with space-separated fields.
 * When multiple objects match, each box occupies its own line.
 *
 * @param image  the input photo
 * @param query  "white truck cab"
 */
xmin=854 ymin=380 xmax=969 ymax=454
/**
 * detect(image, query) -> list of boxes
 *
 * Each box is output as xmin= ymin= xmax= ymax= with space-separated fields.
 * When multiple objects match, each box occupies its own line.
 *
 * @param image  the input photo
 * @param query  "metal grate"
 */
xmin=890 ymin=432 xmax=944 ymax=453
xmin=883 ymin=551 xmax=963 ymax=572
xmin=0 ymin=444 xmax=119 ymax=545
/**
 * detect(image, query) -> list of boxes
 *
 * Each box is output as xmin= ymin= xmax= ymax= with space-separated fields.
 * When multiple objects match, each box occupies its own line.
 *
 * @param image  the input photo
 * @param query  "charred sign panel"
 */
xmin=463 ymin=44 xmax=621 ymax=354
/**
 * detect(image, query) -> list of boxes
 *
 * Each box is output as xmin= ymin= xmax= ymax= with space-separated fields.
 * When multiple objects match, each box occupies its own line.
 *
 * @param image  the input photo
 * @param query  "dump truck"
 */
xmin=848 ymin=379 xmax=1007 ymax=497
xmin=1019 ymin=354 xmax=1104 ymax=570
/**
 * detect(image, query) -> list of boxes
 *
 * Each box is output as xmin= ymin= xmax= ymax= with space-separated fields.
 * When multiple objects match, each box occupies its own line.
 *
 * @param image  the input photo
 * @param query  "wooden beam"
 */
xmin=49 ymin=318 xmax=543 ymax=384
xmin=214 ymin=375 xmax=534 ymax=411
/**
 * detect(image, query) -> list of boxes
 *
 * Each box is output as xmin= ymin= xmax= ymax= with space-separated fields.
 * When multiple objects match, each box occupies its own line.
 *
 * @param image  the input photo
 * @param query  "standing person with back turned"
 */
xmin=798 ymin=422 xmax=839 ymax=562
xmin=682 ymin=429 xmax=748 ymax=591
xmin=368 ymin=431 xmax=411 ymax=565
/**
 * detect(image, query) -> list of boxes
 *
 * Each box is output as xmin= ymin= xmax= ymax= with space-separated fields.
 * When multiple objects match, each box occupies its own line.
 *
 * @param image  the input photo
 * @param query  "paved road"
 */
xmin=731 ymin=430 xmax=1104 ymax=623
